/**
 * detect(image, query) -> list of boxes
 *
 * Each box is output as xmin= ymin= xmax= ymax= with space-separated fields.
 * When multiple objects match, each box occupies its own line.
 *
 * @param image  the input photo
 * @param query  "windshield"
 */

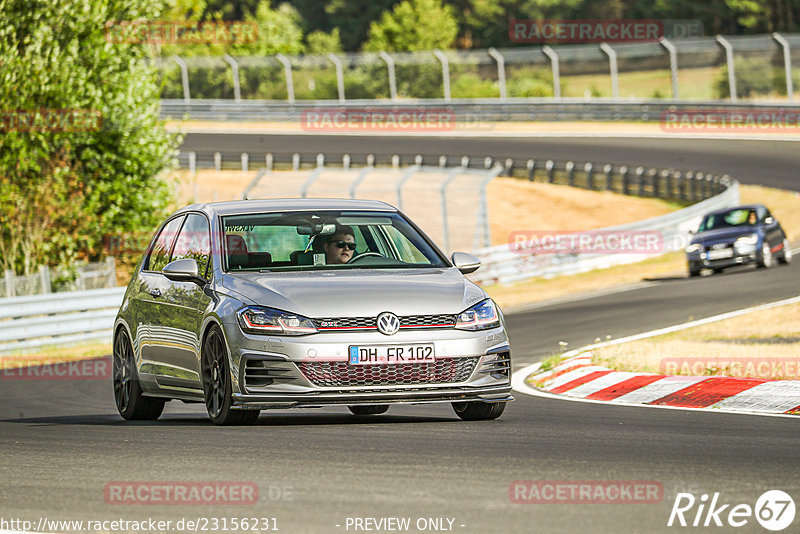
xmin=221 ymin=210 xmax=448 ymax=272
xmin=698 ymin=209 xmax=757 ymax=231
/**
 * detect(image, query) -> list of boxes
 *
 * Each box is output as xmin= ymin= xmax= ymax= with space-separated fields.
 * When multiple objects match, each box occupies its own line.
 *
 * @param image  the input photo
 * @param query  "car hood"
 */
xmin=692 ymin=227 xmax=758 ymax=245
xmin=221 ymin=268 xmax=487 ymax=318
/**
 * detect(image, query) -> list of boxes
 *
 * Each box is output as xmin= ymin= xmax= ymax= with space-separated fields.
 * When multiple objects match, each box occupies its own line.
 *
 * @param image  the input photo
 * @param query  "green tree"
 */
xmin=363 ymin=0 xmax=458 ymax=51
xmin=0 ymin=0 xmax=179 ymax=275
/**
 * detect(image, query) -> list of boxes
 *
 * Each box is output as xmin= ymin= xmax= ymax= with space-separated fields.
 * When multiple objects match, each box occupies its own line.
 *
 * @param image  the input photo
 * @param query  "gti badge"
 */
xmin=376 ymin=312 xmax=400 ymax=336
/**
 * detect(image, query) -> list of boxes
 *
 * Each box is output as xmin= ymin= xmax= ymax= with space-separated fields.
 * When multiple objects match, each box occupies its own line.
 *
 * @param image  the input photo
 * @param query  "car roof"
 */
xmin=173 ymin=198 xmax=399 ymax=218
xmin=704 ymin=204 xmax=766 ymax=217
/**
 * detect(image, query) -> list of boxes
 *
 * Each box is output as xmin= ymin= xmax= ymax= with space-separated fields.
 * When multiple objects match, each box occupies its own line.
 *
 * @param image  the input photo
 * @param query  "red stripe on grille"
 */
xmin=585 ymin=375 xmax=666 ymax=401
xmin=649 ymin=377 xmax=767 ymax=408
xmin=550 ymin=370 xmax=614 ymax=394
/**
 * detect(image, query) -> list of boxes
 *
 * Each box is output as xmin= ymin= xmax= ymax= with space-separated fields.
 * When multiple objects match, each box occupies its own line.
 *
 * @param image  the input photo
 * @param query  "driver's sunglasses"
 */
xmin=334 ymin=241 xmax=357 ymax=251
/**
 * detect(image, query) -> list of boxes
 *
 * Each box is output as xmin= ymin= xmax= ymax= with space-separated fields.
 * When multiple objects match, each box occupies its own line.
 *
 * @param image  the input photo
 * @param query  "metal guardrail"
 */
xmin=162 ymin=98 xmax=800 ymax=123
xmin=470 ymin=178 xmax=740 ymax=285
xmin=0 ymin=287 xmax=125 ymax=354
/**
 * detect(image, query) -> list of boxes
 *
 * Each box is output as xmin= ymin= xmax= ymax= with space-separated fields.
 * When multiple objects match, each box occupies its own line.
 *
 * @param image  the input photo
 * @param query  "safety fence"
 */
xmin=1 ymin=258 xmax=117 ymax=298
xmin=157 ymin=33 xmax=800 ymax=104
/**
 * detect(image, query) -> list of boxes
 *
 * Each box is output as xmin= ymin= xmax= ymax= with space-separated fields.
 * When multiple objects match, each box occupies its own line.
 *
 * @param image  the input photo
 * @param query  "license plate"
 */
xmin=707 ymin=248 xmax=733 ymax=260
xmin=349 ymin=344 xmax=435 ymax=365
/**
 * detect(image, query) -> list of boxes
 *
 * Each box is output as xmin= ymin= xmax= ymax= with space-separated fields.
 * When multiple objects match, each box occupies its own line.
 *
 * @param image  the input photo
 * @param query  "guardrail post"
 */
xmin=433 ymin=50 xmax=451 ymax=101
xmin=38 ymin=265 xmax=51 ymax=294
xmin=379 ymin=51 xmax=398 ymax=101
xmin=685 ymin=171 xmax=695 ymax=201
xmin=393 ymin=155 xmax=401 ymax=170
xmin=171 ymin=55 xmax=190 ymax=102
xmin=504 ymin=158 xmax=514 ymax=177
xmin=773 ymin=33 xmax=793 ymax=100
xmin=488 ymin=48 xmax=507 ymax=100
xmin=651 ymin=169 xmax=661 ymax=198
xmin=105 ymin=257 xmax=116 ymax=288
xmin=3 ymin=270 xmax=13 ymax=298
xmin=188 ymin=151 xmax=197 ymax=174
xmin=266 ymin=153 xmax=273 ymax=173
xmin=603 ymin=164 xmax=613 ymax=191
xmin=316 ymin=153 xmax=325 ymax=168
xmin=635 ymin=166 xmax=645 ymax=196
xmin=659 ymin=38 xmax=679 ymax=100
xmin=675 ymin=171 xmax=686 ymax=201
xmin=716 ymin=35 xmax=737 ymax=102
xmin=546 ymin=160 xmax=555 ymax=183
xmin=585 ymin=162 xmax=595 ymax=190
xmin=328 ymin=53 xmax=346 ymax=102
xmin=439 ymin=155 xmax=448 ymax=168
xmin=620 ymin=166 xmax=629 ymax=195
xmin=663 ymin=169 xmax=672 ymax=198
xmin=415 ymin=155 xmax=423 ymax=166
xmin=214 ymin=152 xmax=221 ymax=172
xmin=542 ymin=46 xmax=561 ymax=100
xmin=223 ymin=54 xmax=242 ymax=101
xmin=527 ymin=159 xmax=536 ymax=181
xmin=241 ymin=153 xmax=249 ymax=172
xmin=366 ymin=154 xmax=375 ymax=166
xmin=566 ymin=161 xmax=575 ymax=186
xmin=292 ymin=153 xmax=300 ymax=170
xmin=484 ymin=157 xmax=493 ymax=169
xmin=275 ymin=54 xmax=295 ymax=104
xmin=599 ymin=43 xmax=619 ymax=100
xmin=461 ymin=156 xmax=470 ymax=168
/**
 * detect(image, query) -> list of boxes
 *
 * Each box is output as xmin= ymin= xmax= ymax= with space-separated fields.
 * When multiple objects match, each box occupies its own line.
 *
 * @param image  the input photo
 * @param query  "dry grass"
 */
xmin=593 ymin=302 xmax=800 ymax=379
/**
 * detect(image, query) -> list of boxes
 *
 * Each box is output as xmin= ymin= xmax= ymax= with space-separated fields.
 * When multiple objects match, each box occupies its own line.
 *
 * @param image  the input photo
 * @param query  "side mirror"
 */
xmin=163 ymin=258 xmax=205 ymax=285
xmin=451 ymin=252 xmax=481 ymax=275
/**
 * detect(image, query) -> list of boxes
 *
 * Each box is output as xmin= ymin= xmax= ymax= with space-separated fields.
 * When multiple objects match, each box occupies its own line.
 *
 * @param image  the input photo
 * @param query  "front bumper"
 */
xmin=687 ymin=248 xmax=757 ymax=269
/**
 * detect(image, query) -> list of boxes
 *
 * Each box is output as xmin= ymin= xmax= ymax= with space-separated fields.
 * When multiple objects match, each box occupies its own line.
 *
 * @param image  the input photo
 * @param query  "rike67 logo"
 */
xmin=668 ymin=490 xmax=795 ymax=531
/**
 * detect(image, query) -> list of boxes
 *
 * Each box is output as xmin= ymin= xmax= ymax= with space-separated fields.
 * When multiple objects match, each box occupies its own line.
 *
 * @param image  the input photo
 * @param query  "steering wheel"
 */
xmin=348 ymin=252 xmax=384 ymax=263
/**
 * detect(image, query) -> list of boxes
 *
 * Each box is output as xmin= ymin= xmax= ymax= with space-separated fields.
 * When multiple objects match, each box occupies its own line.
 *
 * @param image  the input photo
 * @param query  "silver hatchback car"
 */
xmin=113 ymin=199 xmax=512 ymax=425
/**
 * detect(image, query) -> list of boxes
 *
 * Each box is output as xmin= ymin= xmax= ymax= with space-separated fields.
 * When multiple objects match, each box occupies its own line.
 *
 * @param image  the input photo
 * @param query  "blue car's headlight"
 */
xmin=735 ymin=234 xmax=758 ymax=247
xmin=685 ymin=243 xmax=701 ymax=253
xmin=238 ymin=306 xmax=318 ymax=336
xmin=455 ymin=299 xmax=500 ymax=331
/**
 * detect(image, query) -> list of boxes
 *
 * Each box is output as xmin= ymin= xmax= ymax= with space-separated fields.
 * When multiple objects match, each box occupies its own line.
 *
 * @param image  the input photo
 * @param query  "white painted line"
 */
xmin=610 ymin=376 xmax=706 ymax=404
xmin=711 ymin=381 xmax=800 ymax=413
xmin=563 ymin=371 xmax=644 ymax=398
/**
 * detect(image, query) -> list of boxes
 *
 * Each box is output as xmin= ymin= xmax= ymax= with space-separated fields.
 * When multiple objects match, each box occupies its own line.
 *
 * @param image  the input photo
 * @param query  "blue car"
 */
xmin=686 ymin=204 xmax=791 ymax=277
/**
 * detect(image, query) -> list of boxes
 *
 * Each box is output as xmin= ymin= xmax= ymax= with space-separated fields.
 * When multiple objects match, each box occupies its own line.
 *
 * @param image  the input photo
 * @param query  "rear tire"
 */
xmin=348 ymin=405 xmax=389 ymax=415
xmin=757 ymin=242 xmax=773 ymax=268
xmin=778 ymin=238 xmax=792 ymax=265
xmin=202 ymin=325 xmax=259 ymax=426
xmin=113 ymin=329 xmax=165 ymax=421
xmin=452 ymin=401 xmax=506 ymax=421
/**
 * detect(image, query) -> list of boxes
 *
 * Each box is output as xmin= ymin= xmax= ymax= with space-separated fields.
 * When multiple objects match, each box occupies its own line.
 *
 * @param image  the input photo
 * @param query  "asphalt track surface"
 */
xmin=1 ymin=134 xmax=799 ymax=534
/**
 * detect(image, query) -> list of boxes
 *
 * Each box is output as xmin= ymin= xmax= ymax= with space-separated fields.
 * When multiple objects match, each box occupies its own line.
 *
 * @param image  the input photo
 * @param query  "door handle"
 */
xmin=149 ymin=288 xmax=161 ymax=298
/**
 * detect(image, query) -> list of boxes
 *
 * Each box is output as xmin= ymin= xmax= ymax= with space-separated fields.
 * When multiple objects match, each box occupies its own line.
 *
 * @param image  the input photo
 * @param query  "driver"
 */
xmin=322 ymin=225 xmax=356 ymax=264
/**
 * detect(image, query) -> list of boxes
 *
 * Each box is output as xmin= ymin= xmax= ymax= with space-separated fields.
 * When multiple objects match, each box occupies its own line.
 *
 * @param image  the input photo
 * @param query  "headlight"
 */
xmin=735 ymin=234 xmax=758 ymax=247
xmin=455 ymin=299 xmax=500 ymax=331
xmin=237 ymin=306 xmax=318 ymax=336
xmin=685 ymin=244 xmax=701 ymax=253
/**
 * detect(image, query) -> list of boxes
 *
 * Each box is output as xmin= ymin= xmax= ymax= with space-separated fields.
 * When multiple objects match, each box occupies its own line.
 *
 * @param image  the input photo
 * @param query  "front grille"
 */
xmin=313 ymin=314 xmax=456 ymax=331
xmin=297 ymin=357 xmax=479 ymax=387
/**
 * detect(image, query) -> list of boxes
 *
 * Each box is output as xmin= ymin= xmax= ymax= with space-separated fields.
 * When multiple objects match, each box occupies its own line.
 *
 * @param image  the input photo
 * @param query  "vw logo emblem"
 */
xmin=376 ymin=312 xmax=400 ymax=336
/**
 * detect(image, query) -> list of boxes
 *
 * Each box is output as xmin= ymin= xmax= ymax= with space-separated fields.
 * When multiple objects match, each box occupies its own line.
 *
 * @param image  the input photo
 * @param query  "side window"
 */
xmin=145 ymin=216 xmax=185 ymax=272
xmin=171 ymin=213 xmax=212 ymax=277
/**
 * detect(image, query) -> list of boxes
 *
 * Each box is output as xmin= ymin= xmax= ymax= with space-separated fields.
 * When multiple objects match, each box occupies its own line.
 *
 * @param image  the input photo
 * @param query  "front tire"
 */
xmin=202 ymin=325 xmax=259 ymax=426
xmin=113 ymin=328 xmax=165 ymax=421
xmin=757 ymin=242 xmax=773 ymax=268
xmin=688 ymin=263 xmax=701 ymax=277
xmin=778 ymin=238 xmax=792 ymax=265
xmin=348 ymin=405 xmax=389 ymax=415
xmin=452 ymin=401 xmax=506 ymax=421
